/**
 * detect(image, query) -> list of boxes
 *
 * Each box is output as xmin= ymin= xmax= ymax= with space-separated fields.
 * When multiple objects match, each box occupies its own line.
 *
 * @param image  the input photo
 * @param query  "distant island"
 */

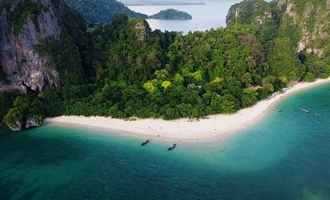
xmin=125 ymin=2 xmax=205 ymax=6
xmin=149 ymin=9 xmax=192 ymax=20
xmin=120 ymin=0 xmax=205 ymax=6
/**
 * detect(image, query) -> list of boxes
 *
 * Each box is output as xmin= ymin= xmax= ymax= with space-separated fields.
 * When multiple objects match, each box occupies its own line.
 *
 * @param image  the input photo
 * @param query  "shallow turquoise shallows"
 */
xmin=1 ymin=83 xmax=330 ymax=200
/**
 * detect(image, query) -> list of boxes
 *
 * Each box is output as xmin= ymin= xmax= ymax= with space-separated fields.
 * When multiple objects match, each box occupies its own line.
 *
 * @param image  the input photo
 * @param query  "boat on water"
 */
xmin=168 ymin=144 xmax=177 ymax=151
xmin=300 ymin=108 xmax=310 ymax=113
xmin=141 ymin=140 xmax=150 ymax=146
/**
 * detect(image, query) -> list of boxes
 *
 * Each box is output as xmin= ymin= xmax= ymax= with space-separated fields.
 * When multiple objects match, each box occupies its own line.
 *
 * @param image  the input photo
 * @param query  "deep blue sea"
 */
xmin=1 ymin=83 xmax=330 ymax=200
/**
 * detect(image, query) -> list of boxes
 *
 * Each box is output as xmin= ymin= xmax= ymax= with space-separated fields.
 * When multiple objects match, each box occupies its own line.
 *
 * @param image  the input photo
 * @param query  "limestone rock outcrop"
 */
xmin=0 ymin=0 xmax=86 ymax=93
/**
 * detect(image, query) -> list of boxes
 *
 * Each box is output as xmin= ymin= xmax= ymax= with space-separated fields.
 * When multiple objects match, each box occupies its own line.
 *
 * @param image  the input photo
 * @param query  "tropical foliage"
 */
xmin=2 ymin=0 xmax=330 ymax=129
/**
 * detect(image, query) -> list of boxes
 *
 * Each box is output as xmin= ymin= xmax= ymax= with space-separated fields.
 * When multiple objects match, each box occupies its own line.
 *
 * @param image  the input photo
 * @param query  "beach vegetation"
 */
xmin=0 ymin=93 xmax=16 ymax=124
xmin=10 ymin=18 xmax=329 ymax=122
xmin=2 ymin=0 xmax=330 ymax=130
xmin=3 ymin=95 xmax=44 ymax=129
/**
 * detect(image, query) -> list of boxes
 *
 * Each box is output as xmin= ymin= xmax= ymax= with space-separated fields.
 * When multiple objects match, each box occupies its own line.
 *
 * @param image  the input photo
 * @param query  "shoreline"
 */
xmin=46 ymin=78 xmax=330 ymax=142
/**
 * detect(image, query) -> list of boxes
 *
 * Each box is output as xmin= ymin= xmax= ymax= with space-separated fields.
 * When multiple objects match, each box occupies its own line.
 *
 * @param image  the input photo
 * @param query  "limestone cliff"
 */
xmin=0 ymin=0 xmax=87 ymax=93
xmin=0 ymin=0 xmax=89 ymax=131
xmin=276 ymin=0 xmax=330 ymax=57
xmin=227 ymin=0 xmax=330 ymax=59
xmin=226 ymin=0 xmax=274 ymax=26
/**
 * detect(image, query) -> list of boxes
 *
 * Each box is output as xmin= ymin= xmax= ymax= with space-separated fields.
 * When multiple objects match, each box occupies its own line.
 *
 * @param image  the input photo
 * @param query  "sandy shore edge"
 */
xmin=46 ymin=78 xmax=330 ymax=142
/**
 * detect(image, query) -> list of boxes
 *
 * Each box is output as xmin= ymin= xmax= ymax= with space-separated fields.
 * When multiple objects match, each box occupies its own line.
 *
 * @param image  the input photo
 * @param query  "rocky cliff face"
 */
xmin=227 ymin=0 xmax=330 ymax=59
xmin=0 ymin=0 xmax=85 ymax=93
xmin=277 ymin=0 xmax=330 ymax=57
xmin=134 ymin=20 xmax=151 ymax=41
xmin=226 ymin=0 xmax=273 ymax=26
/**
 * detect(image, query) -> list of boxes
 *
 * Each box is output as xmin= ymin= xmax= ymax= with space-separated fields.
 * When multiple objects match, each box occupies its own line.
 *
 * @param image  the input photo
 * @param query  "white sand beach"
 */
xmin=46 ymin=78 xmax=330 ymax=142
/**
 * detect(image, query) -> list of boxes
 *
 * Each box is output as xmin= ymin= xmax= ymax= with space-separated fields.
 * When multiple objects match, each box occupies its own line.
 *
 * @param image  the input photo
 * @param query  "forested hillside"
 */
xmin=1 ymin=0 xmax=330 ymax=131
xmin=64 ymin=0 xmax=147 ymax=24
xmin=227 ymin=0 xmax=330 ymax=82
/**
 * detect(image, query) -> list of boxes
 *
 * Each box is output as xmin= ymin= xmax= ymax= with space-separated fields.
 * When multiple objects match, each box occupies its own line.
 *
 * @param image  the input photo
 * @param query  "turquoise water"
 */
xmin=1 ymin=83 xmax=330 ymax=199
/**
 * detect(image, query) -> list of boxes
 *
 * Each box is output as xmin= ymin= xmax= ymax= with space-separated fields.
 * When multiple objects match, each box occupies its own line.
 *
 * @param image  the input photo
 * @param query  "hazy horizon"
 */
xmin=119 ymin=0 xmax=223 ymax=5
xmin=119 ymin=0 xmax=272 ymax=5
xmin=127 ymin=0 xmax=242 ymax=32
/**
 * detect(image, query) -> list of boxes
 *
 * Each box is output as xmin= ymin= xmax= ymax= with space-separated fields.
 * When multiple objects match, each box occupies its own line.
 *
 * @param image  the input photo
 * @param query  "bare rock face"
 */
xmin=25 ymin=115 xmax=43 ymax=129
xmin=0 ymin=0 xmax=71 ymax=92
xmin=226 ymin=0 xmax=273 ymax=26
xmin=278 ymin=0 xmax=330 ymax=58
xmin=134 ymin=20 xmax=151 ymax=42
xmin=5 ymin=115 xmax=42 ymax=131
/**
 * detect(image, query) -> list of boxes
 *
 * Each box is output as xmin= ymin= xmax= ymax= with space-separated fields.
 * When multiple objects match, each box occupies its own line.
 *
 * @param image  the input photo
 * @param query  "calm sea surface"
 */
xmin=1 ymin=82 xmax=330 ymax=199
xmin=128 ymin=0 xmax=242 ymax=32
